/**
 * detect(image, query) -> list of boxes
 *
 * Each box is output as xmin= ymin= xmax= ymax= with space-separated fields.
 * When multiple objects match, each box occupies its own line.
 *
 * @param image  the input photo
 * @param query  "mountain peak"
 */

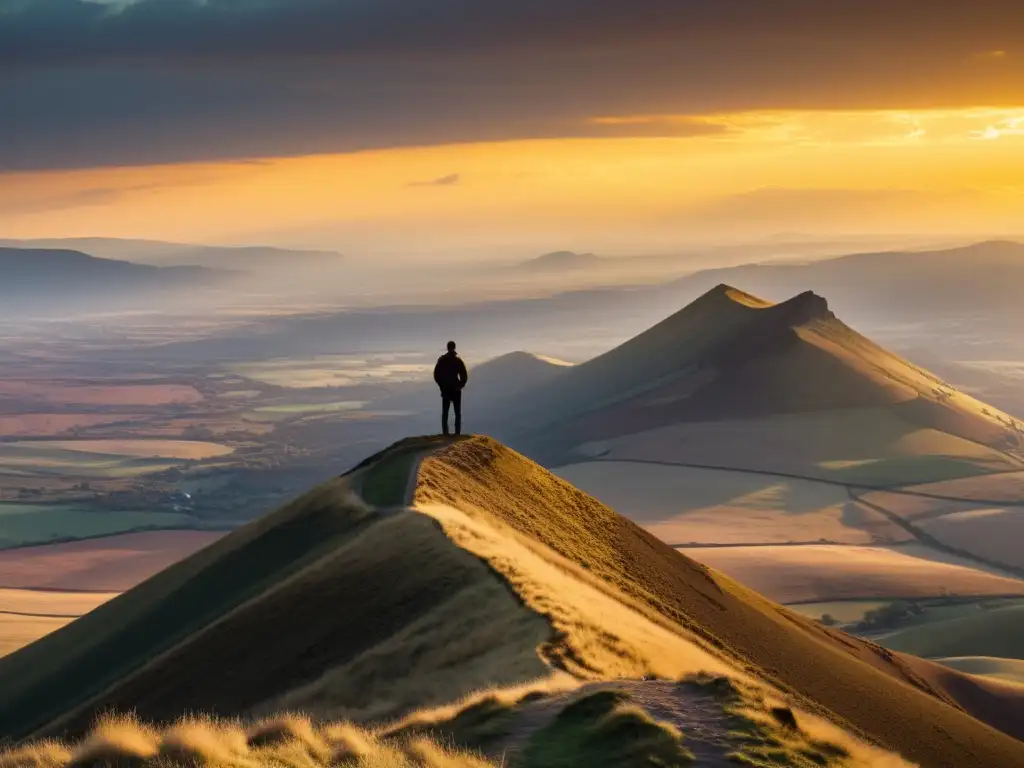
xmin=771 ymin=289 xmax=834 ymax=325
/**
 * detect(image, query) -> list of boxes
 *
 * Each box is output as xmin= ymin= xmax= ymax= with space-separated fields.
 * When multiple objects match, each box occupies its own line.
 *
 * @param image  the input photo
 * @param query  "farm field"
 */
xmin=556 ymin=461 xmax=910 ymax=545
xmin=0 ymin=530 xmax=224 ymax=590
xmin=895 ymin=471 xmax=1024 ymax=503
xmin=0 ymin=615 xmax=72 ymax=657
xmin=0 ymin=588 xmax=115 ymax=658
xmin=576 ymin=406 xmax=1021 ymax=486
xmin=917 ymin=509 xmax=1024 ymax=570
xmin=0 ymin=445 xmax=177 ymax=478
xmin=24 ymin=440 xmax=235 ymax=460
xmin=858 ymin=485 xmax=1024 ymax=571
xmin=0 ymin=380 xmax=203 ymax=406
xmin=0 ymin=413 xmax=147 ymax=437
xmin=229 ymin=355 xmax=430 ymax=389
xmin=247 ymin=401 xmax=367 ymax=422
xmin=678 ymin=544 xmax=1024 ymax=604
xmin=0 ymin=504 xmax=199 ymax=549
xmin=0 ymin=588 xmax=116 ymax=617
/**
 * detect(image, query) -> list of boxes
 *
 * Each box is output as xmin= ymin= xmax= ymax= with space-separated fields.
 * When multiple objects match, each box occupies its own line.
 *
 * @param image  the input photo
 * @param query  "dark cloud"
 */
xmin=1 ymin=1 xmax=1023 ymax=170
xmin=408 ymin=173 xmax=462 ymax=188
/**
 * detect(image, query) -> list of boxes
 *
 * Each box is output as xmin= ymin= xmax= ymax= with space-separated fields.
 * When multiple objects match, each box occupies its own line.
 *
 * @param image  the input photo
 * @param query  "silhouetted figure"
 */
xmin=433 ymin=340 xmax=469 ymax=435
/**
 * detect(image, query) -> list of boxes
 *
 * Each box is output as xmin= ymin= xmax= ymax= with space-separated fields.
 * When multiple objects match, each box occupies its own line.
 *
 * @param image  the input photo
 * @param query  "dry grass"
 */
xmin=0 ymin=715 xmax=493 ymax=768
xmin=415 ymin=437 xmax=1024 ymax=768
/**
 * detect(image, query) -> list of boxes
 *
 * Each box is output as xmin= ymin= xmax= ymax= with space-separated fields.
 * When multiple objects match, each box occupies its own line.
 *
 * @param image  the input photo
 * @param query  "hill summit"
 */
xmin=2 ymin=436 xmax=1022 ymax=767
xmin=489 ymin=284 xmax=1023 ymax=473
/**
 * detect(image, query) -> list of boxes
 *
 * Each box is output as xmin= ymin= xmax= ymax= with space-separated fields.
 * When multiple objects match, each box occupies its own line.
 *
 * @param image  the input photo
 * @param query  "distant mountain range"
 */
xmin=0 ymin=247 xmax=226 ymax=311
xmin=519 ymin=250 xmax=602 ymax=271
xmin=0 ymin=238 xmax=341 ymax=272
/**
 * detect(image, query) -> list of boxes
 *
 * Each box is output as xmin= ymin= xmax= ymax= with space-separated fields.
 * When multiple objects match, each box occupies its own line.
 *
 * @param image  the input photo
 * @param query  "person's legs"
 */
xmin=441 ymin=393 xmax=452 ymax=435
xmin=452 ymin=390 xmax=462 ymax=435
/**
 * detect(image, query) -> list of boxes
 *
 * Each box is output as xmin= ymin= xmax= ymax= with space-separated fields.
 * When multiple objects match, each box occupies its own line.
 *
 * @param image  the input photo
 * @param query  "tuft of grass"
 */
xmin=0 ymin=715 xmax=496 ymax=768
xmin=519 ymin=690 xmax=693 ymax=768
xmin=0 ymin=741 xmax=72 ymax=768
xmin=66 ymin=715 xmax=159 ymax=768
xmin=246 ymin=714 xmax=331 ymax=761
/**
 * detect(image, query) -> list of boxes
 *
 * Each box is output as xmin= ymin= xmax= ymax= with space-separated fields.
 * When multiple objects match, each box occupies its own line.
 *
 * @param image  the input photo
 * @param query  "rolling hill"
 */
xmin=0 ymin=238 xmax=340 ymax=272
xmin=491 ymin=284 xmax=1023 ymax=480
xmin=0 ymin=247 xmax=225 ymax=313
xmin=2 ymin=436 xmax=1023 ymax=767
xmin=484 ymin=286 xmax=1024 ymax=616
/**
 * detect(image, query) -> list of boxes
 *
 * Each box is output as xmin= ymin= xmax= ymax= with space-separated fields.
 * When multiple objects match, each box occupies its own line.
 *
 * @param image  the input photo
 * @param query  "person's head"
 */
xmin=446 ymin=340 xmax=457 ymax=353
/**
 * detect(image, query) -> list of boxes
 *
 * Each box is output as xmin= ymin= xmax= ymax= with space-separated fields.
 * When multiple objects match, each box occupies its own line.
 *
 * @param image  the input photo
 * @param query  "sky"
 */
xmin=2 ymin=1 xmax=1024 ymax=257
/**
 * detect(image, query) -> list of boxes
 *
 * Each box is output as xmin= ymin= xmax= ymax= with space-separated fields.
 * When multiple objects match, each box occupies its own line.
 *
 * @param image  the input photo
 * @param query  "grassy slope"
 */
xmin=414 ymin=437 xmax=1024 ymax=768
xmin=0 ymin=437 xmax=551 ymax=741
xmin=4 ymin=434 xmax=1022 ymax=766
xmin=877 ymin=604 xmax=1024 ymax=659
xmin=937 ymin=656 xmax=1024 ymax=685
xmin=497 ymin=285 xmax=1022 ymax=471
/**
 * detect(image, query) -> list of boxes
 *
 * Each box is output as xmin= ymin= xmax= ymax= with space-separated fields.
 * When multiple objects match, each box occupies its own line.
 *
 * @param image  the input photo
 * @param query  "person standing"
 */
xmin=433 ymin=340 xmax=469 ymax=436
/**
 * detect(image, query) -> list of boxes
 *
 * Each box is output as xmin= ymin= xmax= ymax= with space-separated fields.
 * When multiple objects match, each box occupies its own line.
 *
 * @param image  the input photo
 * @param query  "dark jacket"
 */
xmin=433 ymin=351 xmax=468 ymax=393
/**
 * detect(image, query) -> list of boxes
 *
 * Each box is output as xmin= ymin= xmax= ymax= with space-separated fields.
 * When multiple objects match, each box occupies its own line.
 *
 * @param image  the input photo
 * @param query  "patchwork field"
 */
xmin=0 ymin=446 xmax=175 ymax=478
xmin=0 ymin=530 xmax=225 ymax=591
xmin=896 ymin=471 xmax=1024 ymax=503
xmin=858 ymin=484 xmax=1024 ymax=570
xmin=246 ymin=401 xmax=368 ymax=422
xmin=677 ymin=544 xmax=1024 ymax=604
xmin=229 ymin=355 xmax=430 ymax=389
xmin=0 ymin=380 xmax=203 ymax=406
xmin=24 ymin=440 xmax=235 ymax=460
xmin=0 ymin=440 xmax=233 ymax=479
xmin=574 ymin=407 xmax=1021 ymax=486
xmin=555 ymin=461 xmax=910 ymax=545
xmin=0 ymin=504 xmax=199 ymax=549
xmin=0 ymin=413 xmax=147 ymax=437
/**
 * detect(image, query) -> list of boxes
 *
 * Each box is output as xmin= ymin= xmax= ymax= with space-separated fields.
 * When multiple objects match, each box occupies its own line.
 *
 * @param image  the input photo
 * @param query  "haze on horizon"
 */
xmin=2 ymin=1 xmax=1024 ymax=260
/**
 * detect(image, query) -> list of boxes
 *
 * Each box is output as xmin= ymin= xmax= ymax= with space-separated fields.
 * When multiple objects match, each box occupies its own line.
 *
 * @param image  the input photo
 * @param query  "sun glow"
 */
xmin=3 ymin=108 xmax=1024 ymax=248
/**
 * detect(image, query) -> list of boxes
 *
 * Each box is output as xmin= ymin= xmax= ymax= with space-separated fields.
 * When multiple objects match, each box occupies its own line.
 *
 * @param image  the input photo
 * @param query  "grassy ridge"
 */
xmin=415 ymin=436 xmax=1024 ymax=768
xmin=0 ymin=479 xmax=377 ymax=740
xmin=0 ymin=439 xmax=552 ymax=741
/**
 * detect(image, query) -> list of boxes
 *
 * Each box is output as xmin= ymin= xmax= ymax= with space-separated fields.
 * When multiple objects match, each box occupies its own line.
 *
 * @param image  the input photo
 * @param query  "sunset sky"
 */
xmin=3 ymin=1 xmax=1024 ymax=256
